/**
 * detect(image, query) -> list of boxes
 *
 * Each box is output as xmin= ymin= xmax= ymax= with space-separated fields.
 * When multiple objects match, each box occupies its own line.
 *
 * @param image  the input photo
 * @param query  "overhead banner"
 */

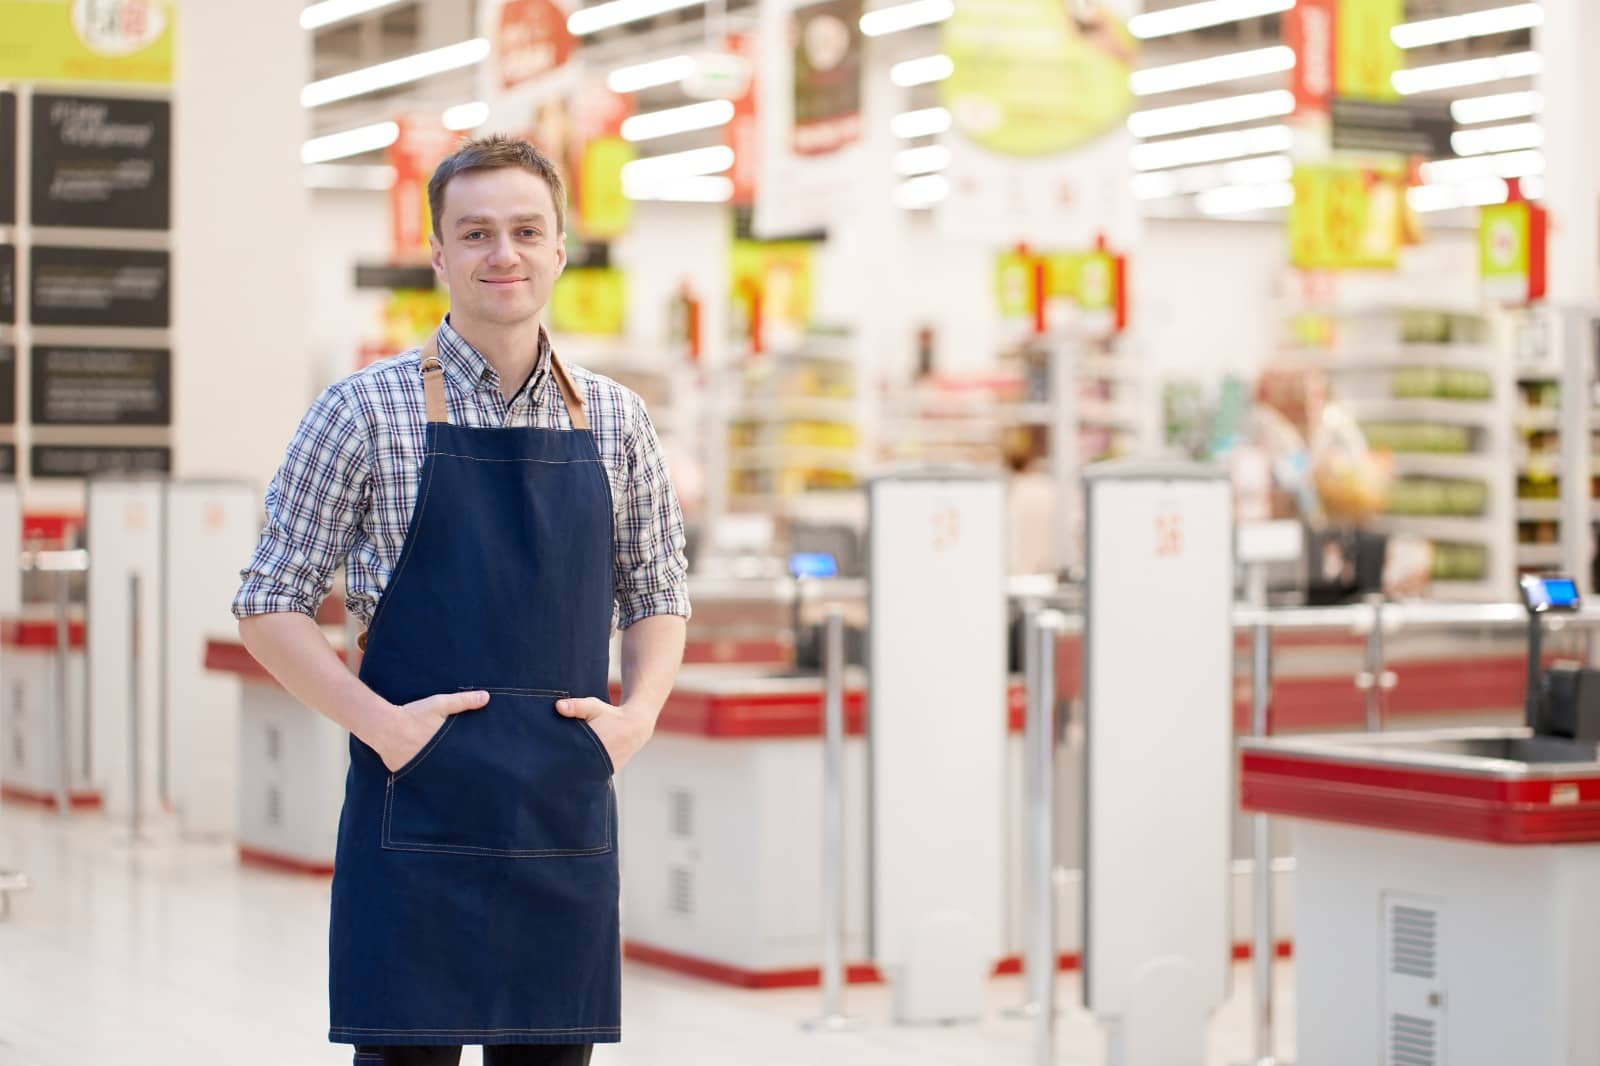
xmin=549 ymin=267 xmax=625 ymax=335
xmin=31 ymin=94 xmax=171 ymax=230
xmin=792 ymin=0 xmax=862 ymax=156
xmin=1337 ymin=0 xmax=1403 ymax=101
xmin=1286 ymin=0 xmax=1336 ymax=118
xmin=0 ymin=345 xmax=13 ymax=425
xmin=0 ymin=0 xmax=174 ymax=85
xmin=494 ymin=0 xmax=574 ymax=90
xmin=0 ymin=245 xmax=13 ymax=324
xmin=725 ymin=33 xmax=760 ymax=206
xmin=388 ymin=116 xmax=462 ymax=260
xmin=1290 ymin=162 xmax=1405 ymax=270
xmin=1480 ymin=199 xmax=1547 ymax=306
xmin=937 ymin=0 xmax=1138 ymax=246
xmin=573 ymin=86 xmax=634 ymax=240
xmin=0 ymin=93 xmax=14 ymax=225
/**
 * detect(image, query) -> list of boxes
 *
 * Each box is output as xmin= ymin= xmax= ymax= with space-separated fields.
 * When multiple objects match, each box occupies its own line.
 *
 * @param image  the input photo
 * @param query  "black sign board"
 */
xmin=30 ymin=246 xmax=169 ymax=328
xmin=0 ymin=93 xmax=15 ymax=226
xmin=0 ymin=345 xmax=13 ymax=425
xmin=31 ymin=345 xmax=171 ymax=426
xmin=32 ymin=444 xmax=171 ymax=479
xmin=1332 ymin=97 xmax=1456 ymax=158
xmin=354 ymin=264 xmax=437 ymax=290
xmin=0 ymin=446 xmax=15 ymax=477
xmin=0 ymin=245 xmax=12 ymax=324
xmin=31 ymin=94 xmax=171 ymax=230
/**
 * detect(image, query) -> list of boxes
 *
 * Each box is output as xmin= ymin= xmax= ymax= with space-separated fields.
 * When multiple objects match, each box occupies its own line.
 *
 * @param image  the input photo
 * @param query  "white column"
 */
xmin=1538 ymin=0 xmax=1600 ymax=304
xmin=172 ymin=3 xmax=310 ymax=483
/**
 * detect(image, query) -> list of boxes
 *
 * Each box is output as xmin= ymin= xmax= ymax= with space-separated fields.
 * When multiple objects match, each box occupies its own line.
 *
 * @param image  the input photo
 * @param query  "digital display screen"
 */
xmin=788 ymin=551 xmax=839 ymax=579
xmin=1546 ymin=577 xmax=1580 ymax=608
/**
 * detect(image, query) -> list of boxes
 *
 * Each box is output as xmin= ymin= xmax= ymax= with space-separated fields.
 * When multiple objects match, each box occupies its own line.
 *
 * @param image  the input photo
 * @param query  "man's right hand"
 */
xmin=371 ymin=690 xmax=491 ymax=773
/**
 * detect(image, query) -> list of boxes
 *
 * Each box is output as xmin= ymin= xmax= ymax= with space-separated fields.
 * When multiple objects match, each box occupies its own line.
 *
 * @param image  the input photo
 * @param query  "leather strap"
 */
xmin=416 ymin=329 xmax=586 ymax=429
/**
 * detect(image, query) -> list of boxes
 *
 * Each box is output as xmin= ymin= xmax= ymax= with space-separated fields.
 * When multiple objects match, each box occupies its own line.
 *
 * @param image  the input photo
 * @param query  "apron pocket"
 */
xmin=382 ymin=689 xmax=614 ymax=858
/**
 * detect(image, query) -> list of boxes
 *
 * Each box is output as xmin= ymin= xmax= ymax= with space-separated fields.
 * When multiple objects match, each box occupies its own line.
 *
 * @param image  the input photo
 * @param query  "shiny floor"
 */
xmin=0 ymin=804 xmax=1295 ymax=1066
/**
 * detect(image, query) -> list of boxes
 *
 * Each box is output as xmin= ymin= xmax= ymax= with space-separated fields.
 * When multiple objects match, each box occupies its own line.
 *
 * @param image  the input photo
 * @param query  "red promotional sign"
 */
xmin=496 ymin=0 xmax=574 ymax=90
xmin=725 ymin=33 xmax=759 ymax=205
xmin=389 ymin=115 xmax=462 ymax=259
xmin=792 ymin=0 xmax=862 ymax=156
xmin=1286 ymin=0 xmax=1336 ymax=118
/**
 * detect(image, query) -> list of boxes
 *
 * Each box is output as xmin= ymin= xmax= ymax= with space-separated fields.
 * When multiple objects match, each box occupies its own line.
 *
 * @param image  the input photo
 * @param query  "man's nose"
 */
xmin=487 ymin=234 xmax=517 ymax=265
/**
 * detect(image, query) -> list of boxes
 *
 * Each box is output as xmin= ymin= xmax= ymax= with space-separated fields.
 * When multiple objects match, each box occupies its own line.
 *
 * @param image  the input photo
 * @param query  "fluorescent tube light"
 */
xmin=1128 ymin=89 xmax=1294 ymax=138
xmin=620 ymin=99 xmax=735 ymax=142
xmin=1392 ymin=3 xmax=1542 ymax=49
xmin=891 ymin=54 xmax=954 ymax=87
xmin=1519 ymin=174 xmax=1544 ymax=199
xmin=569 ymin=0 xmax=704 ymax=36
xmin=607 ymin=55 xmax=697 ymax=93
xmin=894 ymin=173 xmax=949 ymax=209
xmin=1131 ymin=46 xmax=1296 ymax=96
xmin=1451 ymin=121 xmax=1542 ymax=156
xmin=1196 ymin=180 xmax=1295 ymax=215
xmin=1135 ymin=153 xmax=1294 ymax=199
xmin=442 ymin=101 xmax=489 ymax=131
xmin=301 ymin=120 xmax=400 ymax=164
xmin=1133 ymin=172 xmax=1180 ymax=199
xmin=300 ymin=0 xmax=408 ymax=30
xmin=1407 ymin=177 xmax=1508 ymax=213
xmin=1130 ymin=124 xmax=1292 ymax=171
xmin=1392 ymin=51 xmax=1541 ymax=95
xmin=860 ymin=0 xmax=954 ymax=37
xmin=895 ymin=144 xmax=950 ymax=176
xmin=624 ymin=175 xmax=734 ymax=202
xmin=1129 ymin=0 xmax=1294 ymax=40
xmin=621 ymin=145 xmax=734 ymax=184
xmin=303 ymin=163 xmax=398 ymax=190
xmin=1421 ymin=149 xmax=1543 ymax=185
xmin=1451 ymin=90 xmax=1541 ymax=125
xmin=892 ymin=106 xmax=952 ymax=139
xmin=302 ymin=39 xmax=491 ymax=108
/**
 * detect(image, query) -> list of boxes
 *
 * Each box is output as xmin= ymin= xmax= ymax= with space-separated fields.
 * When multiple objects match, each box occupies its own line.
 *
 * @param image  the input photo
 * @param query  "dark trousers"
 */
xmin=354 ymin=1045 xmax=593 ymax=1065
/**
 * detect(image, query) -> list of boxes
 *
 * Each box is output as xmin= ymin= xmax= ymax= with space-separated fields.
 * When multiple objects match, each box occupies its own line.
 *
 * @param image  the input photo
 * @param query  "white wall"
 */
xmin=172 ymin=1 xmax=310 ymax=487
xmin=304 ymin=188 xmax=390 ymax=389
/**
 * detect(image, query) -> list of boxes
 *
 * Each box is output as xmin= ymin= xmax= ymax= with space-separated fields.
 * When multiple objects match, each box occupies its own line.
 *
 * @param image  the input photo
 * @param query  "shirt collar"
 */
xmin=435 ymin=315 xmax=551 ymax=401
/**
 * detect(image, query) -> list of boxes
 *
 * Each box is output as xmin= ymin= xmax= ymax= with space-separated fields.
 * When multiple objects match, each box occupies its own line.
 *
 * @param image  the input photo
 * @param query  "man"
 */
xmin=233 ymin=135 xmax=690 ymax=1066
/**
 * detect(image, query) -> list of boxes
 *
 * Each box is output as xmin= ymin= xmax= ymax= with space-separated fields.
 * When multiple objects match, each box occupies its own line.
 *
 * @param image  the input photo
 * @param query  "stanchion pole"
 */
xmin=1003 ymin=604 xmax=1045 ymax=1019
xmin=803 ymin=604 xmax=862 ymax=1033
xmin=1248 ymin=618 xmax=1279 ymax=1066
xmin=128 ymin=573 xmax=142 ymax=836
xmin=1028 ymin=610 xmax=1067 ymax=1066
xmin=51 ymin=569 xmax=71 ymax=818
xmin=1356 ymin=593 xmax=1394 ymax=733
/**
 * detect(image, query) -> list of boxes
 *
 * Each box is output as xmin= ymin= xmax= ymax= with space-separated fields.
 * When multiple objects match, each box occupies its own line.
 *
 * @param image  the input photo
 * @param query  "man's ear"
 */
xmin=429 ymin=232 xmax=446 ymax=281
xmin=555 ymin=232 xmax=567 ymax=278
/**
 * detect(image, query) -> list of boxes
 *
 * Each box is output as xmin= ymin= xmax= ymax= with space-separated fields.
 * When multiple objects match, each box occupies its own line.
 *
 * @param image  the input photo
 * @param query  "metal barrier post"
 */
xmin=803 ymin=604 xmax=861 ymax=1033
xmin=1003 ymin=604 xmax=1045 ymax=1019
xmin=1248 ymin=619 xmax=1279 ymax=1066
xmin=1029 ymin=610 xmax=1067 ymax=1066
xmin=128 ymin=573 xmax=142 ymax=835
xmin=51 ymin=570 xmax=70 ymax=818
xmin=1356 ymin=594 xmax=1395 ymax=733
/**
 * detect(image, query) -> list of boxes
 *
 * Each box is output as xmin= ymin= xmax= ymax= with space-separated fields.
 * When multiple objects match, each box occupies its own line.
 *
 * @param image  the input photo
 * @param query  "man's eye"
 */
xmin=464 ymin=231 xmax=486 ymax=240
xmin=519 ymin=229 xmax=539 ymax=239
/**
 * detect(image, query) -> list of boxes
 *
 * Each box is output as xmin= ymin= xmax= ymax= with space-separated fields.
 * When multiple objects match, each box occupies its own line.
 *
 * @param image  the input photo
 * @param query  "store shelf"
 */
xmin=1369 ymin=515 xmax=1498 ymax=541
xmin=1346 ymin=399 xmax=1498 ymax=426
xmin=1077 ymin=355 xmax=1141 ymax=380
xmin=1387 ymin=453 xmax=1497 ymax=478
xmin=1516 ymin=407 xmax=1561 ymax=431
xmin=728 ymin=446 xmax=859 ymax=470
xmin=1280 ymin=344 xmax=1501 ymax=371
xmin=1517 ymin=544 xmax=1566 ymax=567
xmin=732 ymin=398 xmax=857 ymax=421
xmin=1078 ymin=400 xmax=1143 ymax=428
xmin=1517 ymin=499 xmax=1563 ymax=521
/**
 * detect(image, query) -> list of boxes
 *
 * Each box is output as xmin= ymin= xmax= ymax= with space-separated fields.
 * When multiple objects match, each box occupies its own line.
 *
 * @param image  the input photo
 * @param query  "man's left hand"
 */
xmin=556 ymin=697 xmax=654 ymax=774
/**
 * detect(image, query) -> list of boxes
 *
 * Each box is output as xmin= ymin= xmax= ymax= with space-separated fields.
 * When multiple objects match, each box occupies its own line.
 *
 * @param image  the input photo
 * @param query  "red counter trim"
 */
xmin=205 ymin=640 xmax=277 ymax=685
xmin=0 ymin=783 xmax=102 ymax=810
xmin=1242 ymin=750 xmax=1600 ymax=844
xmin=624 ymin=939 xmax=1292 ymax=989
xmin=238 ymin=845 xmax=335 ymax=877
xmin=1 ymin=619 xmax=87 ymax=650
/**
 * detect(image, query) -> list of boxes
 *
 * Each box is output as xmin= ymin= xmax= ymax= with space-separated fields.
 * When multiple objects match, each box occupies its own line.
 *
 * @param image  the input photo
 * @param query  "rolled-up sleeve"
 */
xmin=614 ymin=395 xmax=691 ymax=629
xmin=232 ymin=383 xmax=369 ymax=621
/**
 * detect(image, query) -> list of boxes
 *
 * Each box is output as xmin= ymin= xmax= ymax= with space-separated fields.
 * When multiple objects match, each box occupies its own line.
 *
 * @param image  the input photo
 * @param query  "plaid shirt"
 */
xmin=232 ymin=317 xmax=690 ymax=631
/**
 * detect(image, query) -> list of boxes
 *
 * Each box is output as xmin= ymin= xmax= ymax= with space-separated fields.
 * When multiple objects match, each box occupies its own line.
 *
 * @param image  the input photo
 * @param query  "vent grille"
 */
xmin=10 ymin=682 xmax=23 ymax=767
xmin=669 ymin=866 xmax=693 ymax=916
xmin=669 ymin=788 xmax=693 ymax=838
xmin=265 ymin=784 xmax=282 ymax=826
xmin=265 ymin=724 xmax=281 ymax=762
xmin=1390 ymin=904 xmax=1437 ymax=979
xmin=1389 ymin=1013 xmax=1437 ymax=1066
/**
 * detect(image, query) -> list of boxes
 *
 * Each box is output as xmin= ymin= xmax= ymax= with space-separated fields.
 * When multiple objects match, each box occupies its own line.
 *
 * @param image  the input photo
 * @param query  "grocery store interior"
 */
xmin=5 ymin=0 xmax=1600 ymax=1063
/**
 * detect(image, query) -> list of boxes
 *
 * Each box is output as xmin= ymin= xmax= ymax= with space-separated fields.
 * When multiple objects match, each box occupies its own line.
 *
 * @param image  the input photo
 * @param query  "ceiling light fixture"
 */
xmin=1450 ymin=121 xmax=1543 ymax=156
xmin=301 ymin=39 xmax=491 ymax=108
xmin=1131 ymin=46 xmax=1296 ymax=96
xmin=1130 ymin=124 xmax=1293 ymax=171
xmin=1450 ymin=90 xmax=1542 ymax=125
xmin=301 ymin=120 xmax=400 ymax=164
xmin=890 ymin=54 xmax=955 ymax=87
xmin=442 ymin=101 xmax=489 ymax=131
xmin=1196 ymin=180 xmax=1295 ymax=215
xmin=1128 ymin=0 xmax=1294 ymax=40
xmin=1391 ymin=3 xmax=1542 ymax=49
xmin=300 ymin=0 xmax=409 ymax=31
xmin=1392 ymin=51 xmax=1541 ymax=95
xmin=892 ymin=106 xmax=953 ymax=139
xmin=607 ymin=54 xmax=697 ymax=93
xmin=1128 ymin=89 xmax=1295 ymax=138
xmin=620 ymin=99 xmax=736 ymax=142
xmin=860 ymin=0 xmax=954 ymax=38
xmin=568 ymin=0 xmax=705 ymax=36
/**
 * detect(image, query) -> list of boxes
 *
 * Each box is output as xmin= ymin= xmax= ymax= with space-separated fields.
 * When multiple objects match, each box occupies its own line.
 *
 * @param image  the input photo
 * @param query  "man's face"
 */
xmin=430 ymin=167 xmax=566 ymax=329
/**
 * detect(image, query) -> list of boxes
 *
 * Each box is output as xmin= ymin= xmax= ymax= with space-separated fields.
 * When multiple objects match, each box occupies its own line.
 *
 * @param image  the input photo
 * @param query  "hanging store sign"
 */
xmin=1290 ymin=163 xmax=1405 ymax=271
xmin=995 ymin=247 xmax=1127 ymax=330
xmin=1286 ymin=0 xmax=1336 ymax=117
xmin=0 ymin=93 xmax=15 ymax=226
xmin=30 ymin=245 xmax=169 ymax=328
xmin=549 ymin=267 xmax=625 ymax=335
xmin=0 ymin=446 xmax=14 ymax=476
xmin=792 ymin=0 xmax=862 ymax=156
xmin=942 ymin=0 xmax=1135 ymax=157
xmin=30 ymin=345 xmax=171 ymax=426
xmin=573 ymin=87 xmax=633 ymax=240
xmin=495 ymin=0 xmax=574 ymax=89
xmin=31 ymin=93 xmax=171 ymax=230
xmin=0 ymin=345 xmax=14 ymax=425
xmin=1331 ymin=97 xmax=1454 ymax=157
xmin=0 ymin=0 xmax=174 ymax=85
xmin=1337 ymin=0 xmax=1403 ymax=101
xmin=388 ymin=116 xmax=461 ymax=260
xmin=1480 ymin=199 xmax=1547 ymax=306
xmin=0 ymin=245 xmax=14 ymax=324
xmin=31 ymin=444 xmax=170 ymax=479
xmin=725 ymin=33 xmax=759 ymax=206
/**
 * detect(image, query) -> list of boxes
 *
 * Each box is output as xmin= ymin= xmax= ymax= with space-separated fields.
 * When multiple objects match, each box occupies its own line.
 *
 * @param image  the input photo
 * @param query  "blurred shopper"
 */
xmin=233 ymin=136 xmax=690 ymax=1066
xmin=1004 ymin=424 xmax=1056 ymax=575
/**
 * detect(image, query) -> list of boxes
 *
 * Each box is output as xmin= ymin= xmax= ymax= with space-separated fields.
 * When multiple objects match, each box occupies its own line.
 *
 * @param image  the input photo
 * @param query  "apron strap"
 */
xmin=549 ymin=349 xmax=589 ymax=432
xmin=416 ymin=329 xmax=587 ymax=430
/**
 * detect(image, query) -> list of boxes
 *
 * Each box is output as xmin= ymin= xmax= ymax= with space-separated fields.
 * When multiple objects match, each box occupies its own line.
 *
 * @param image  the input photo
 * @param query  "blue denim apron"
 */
xmin=327 ymin=334 xmax=620 ymax=1047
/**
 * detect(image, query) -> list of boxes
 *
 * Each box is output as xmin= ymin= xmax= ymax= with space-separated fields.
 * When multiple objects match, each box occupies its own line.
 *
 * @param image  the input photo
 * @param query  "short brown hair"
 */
xmin=427 ymin=134 xmax=567 ymax=238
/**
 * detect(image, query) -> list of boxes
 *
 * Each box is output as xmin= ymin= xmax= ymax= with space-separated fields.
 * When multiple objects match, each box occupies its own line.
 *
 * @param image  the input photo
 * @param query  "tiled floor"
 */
xmin=0 ymin=804 xmax=1295 ymax=1065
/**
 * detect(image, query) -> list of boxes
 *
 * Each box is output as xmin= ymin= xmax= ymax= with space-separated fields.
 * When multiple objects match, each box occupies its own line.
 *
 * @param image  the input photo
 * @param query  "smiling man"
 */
xmin=233 ymin=136 xmax=690 ymax=1066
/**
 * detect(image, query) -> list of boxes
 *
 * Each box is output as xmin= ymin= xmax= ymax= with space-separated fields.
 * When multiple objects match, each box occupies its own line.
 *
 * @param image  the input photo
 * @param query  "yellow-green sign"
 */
xmin=1290 ymin=163 xmax=1405 ymax=270
xmin=577 ymin=136 xmax=634 ymax=240
xmin=550 ymin=267 xmax=626 ymax=335
xmin=1480 ymin=201 xmax=1532 ymax=304
xmin=1337 ymin=0 xmax=1402 ymax=99
xmin=942 ymin=0 xmax=1135 ymax=156
xmin=995 ymin=248 xmax=1118 ymax=316
xmin=731 ymin=239 xmax=814 ymax=332
xmin=0 ymin=0 xmax=174 ymax=85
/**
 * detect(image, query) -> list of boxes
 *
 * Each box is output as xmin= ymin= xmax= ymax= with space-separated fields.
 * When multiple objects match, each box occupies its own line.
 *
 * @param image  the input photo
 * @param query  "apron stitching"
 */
xmin=428 ymin=451 xmax=603 ymax=465
xmin=333 ymin=1027 xmax=621 ymax=1035
xmin=388 ymin=715 xmax=459 ymax=783
xmin=363 ymin=429 xmax=440 ymax=648
xmin=463 ymin=686 xmax=570 ymax=697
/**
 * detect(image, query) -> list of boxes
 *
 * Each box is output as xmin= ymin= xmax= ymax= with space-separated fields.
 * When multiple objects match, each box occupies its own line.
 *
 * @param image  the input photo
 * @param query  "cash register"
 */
xmin=1519 ymin=574 xmax=1600 ymax=742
